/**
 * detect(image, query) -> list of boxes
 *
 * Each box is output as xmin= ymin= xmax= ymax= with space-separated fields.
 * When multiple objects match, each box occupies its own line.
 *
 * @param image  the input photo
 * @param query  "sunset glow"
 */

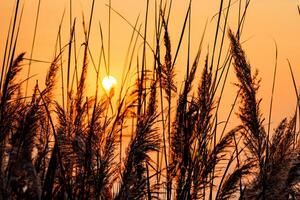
xmin=102 ymin=75 xmax=117 ymax=91
xmin=1 ymin=0 xmax=300 ymax=198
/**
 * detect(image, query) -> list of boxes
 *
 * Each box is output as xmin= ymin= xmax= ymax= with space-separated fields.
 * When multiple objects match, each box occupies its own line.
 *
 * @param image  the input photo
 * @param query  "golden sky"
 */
xmin=1 ymin=0 xmax=300 ymax=128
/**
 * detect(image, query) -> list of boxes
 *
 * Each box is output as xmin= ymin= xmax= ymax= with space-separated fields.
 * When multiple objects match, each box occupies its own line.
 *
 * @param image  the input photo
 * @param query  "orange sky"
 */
xmin=1 ymin=0 xmax=300 ymax=129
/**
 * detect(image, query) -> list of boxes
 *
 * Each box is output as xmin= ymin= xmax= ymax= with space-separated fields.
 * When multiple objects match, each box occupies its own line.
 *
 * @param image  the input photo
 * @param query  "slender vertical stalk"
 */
xmin=266 ymin=42 xmax=278 ymax=164
xmin=58 ymin=28 xmax=65 ymax=109
xmin=0 ymin=14 xmax=13 ymax=91
xmin=4 ymin=0 xmax=21 ymax=83
xmin=25 ymin=0 xmax=41 ymax=97
xmin=108 ymin=0 xmax=111 ymax=75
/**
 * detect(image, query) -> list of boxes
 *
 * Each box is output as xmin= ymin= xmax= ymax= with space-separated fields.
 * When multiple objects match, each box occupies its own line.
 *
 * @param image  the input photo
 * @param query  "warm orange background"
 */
xmin=1 ymin=0 xmax=300 ymax=129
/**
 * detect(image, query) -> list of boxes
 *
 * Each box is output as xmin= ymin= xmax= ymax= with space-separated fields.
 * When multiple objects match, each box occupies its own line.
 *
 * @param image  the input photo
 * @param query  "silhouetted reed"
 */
xmin=1 ymin=1 xmax=300 ymax=200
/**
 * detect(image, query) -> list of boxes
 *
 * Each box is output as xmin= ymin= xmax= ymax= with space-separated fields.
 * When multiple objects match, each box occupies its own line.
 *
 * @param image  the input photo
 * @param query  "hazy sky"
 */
xmin=1 ymin=0 xmax=300 ymax=128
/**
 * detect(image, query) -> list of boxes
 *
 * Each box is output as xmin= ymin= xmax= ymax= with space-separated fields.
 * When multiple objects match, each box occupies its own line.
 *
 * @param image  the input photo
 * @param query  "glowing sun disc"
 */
xmin=102 ymin=75 xmax=117 ymax=91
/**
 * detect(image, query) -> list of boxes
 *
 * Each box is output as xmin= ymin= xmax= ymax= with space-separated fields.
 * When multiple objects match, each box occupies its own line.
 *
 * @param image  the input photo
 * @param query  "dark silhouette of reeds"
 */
xmin=1 ymin=0 xmax=300 ymax=199
xmin=229 ymin=29 xmax=300 ymax=200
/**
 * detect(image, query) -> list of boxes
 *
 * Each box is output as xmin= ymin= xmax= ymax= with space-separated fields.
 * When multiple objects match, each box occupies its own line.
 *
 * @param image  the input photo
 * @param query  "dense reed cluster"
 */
xmin=1 ymin=0 xmax=300 ymax=199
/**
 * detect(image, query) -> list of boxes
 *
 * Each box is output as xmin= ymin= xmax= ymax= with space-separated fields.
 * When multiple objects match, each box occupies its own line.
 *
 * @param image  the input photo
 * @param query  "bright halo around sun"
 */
xmin=102 ymin=75 xmax=117 ymax=92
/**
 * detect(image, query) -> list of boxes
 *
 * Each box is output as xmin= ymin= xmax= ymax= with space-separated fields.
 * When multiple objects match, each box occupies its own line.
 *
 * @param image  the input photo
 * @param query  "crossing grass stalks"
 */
xmin=0 ymin=0 xmax=300 ymax=199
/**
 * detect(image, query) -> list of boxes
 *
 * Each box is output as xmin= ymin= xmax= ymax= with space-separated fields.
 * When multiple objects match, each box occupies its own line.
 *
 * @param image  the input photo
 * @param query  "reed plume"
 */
xmin=229 ymin=29 xmax=300 ymax=199
xmin=116 ymin=80 xmax=159 ymax=200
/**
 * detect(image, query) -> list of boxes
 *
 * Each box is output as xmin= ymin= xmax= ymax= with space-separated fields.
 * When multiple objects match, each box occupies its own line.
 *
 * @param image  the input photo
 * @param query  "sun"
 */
xmin=102 ymin=75 xmax=117 ymax=92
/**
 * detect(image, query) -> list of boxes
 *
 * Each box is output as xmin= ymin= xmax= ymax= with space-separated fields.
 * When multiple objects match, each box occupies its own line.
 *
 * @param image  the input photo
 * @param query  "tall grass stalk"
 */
xmin=1 ymin=0 xmax=300 ymax=199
